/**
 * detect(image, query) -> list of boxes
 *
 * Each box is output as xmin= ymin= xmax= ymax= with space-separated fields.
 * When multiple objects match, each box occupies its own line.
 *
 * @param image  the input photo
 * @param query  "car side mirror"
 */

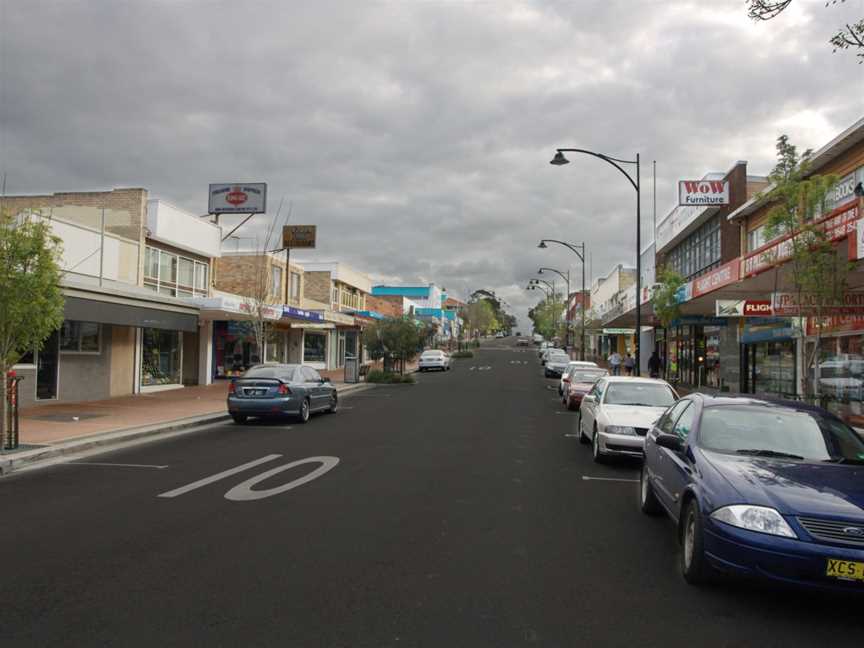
xmin=583 ymin=394 xmax=596 ymax=403
xmin=655 ymin=433 xmax=683 ymax=452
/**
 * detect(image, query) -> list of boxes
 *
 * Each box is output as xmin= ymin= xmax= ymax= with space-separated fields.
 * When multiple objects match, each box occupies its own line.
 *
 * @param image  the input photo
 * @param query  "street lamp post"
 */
xmin=549 ymin=149 xmax=641 ymax=375
xmin=538 ymin=239 xmax=587 ymax=361
xmin=538 ymin=267 xmax=570 ymax=349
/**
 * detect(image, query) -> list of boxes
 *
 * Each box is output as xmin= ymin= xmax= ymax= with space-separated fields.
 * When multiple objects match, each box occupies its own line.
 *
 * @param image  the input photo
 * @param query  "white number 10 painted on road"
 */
xmin=157 ymin=455 xmax=340 ymax=501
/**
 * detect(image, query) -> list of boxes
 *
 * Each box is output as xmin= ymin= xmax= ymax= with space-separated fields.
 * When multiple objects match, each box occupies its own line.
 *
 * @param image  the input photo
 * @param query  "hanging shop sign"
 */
xmin=741 ymin=318 xmax=797 ymax=344
xmin=691 ymin=259 xmax=741 ymax=298
xmin=715 ymin=299 xmax=773 ymax=317
xmin=850 ymin=216 xmax=864 ymax=261
xmin=282 ymin=225 xmax=317 ymax=249
xmin=806 ymin=315 xmax=864 ymax=336
xmin=208 ymin=183 xmax=267 ymax=214
xmin=673 ymin=281 xmax=693 ymax=304
xmin=744 ymin=202 xmax=860 ymax=277
xmin=602 ymin=328 xmax=635 ymax=335
xmin=678 ymin=179 xmax=730 ymax=207
xmin=670 ymin=316 xmax=728 ymax=327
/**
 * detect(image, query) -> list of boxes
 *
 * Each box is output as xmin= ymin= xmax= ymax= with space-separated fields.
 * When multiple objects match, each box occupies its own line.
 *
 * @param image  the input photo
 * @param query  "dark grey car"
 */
xmin=227 ymin=363 xmax=337 ymax=424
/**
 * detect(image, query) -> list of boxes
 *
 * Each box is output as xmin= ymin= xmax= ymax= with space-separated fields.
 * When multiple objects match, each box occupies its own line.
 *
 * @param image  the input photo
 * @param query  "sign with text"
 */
xmin=282 ymin=225 xmax=317 ymax=249
xmin=772 ymin=292 xmax=864 ymax=316
xmin=806 ymin=315 xmax=864 ymax=336
xmin=691 ymin=259 xmax=741 ymax=298
xmin=678 ymin=179 xmax=729 ymax=206
xmin=715 ymin=299 xmax=773 ymax=317
xmin=743 ymin=203 xmax=860 ymax=277
xmin=208 ymin=183 xmax=267 ymax=214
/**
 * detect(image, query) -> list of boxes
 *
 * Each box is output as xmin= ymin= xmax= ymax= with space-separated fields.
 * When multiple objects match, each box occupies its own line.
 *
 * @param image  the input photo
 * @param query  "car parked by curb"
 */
xmin=228 ymin=363 xmax=337 ymax=424
xmin=418 ymin=350 xmax=451 ymax=372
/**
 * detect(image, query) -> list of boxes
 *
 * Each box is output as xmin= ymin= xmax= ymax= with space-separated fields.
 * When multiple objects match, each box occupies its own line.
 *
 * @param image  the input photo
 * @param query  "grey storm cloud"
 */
xmin=2 ymin=0 xmax=863 ymax=331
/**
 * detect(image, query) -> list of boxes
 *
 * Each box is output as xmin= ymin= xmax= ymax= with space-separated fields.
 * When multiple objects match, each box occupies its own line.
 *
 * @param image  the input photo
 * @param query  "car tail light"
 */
xmin=563 ymin=377 xmax=570 ymax=383
xmin=228 ymin=381 xmax=236 ymax=394
xmin=278 ymin=384 xmax=291 ymax=395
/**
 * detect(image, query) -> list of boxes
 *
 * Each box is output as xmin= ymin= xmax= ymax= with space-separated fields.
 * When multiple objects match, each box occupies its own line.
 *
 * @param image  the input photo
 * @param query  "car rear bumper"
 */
xmin=419 ymin=362 xmax=447 ymax=370
xmin=227 ymin=396 xmax=301 ymax=416
xmin=597 ymin=432 xmax=644 ymax=457
xmin=545 ymin=367 xmax=565 ymax=377
xmin=704 ymin=519 xmax=864 ymax=593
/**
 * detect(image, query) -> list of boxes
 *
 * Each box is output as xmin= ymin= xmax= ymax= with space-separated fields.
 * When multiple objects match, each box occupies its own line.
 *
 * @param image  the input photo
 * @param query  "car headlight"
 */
xmin=710 ymin=505 xmax=797 ymax=539
xmin=604 ymin=425 xmax=636 ymax=436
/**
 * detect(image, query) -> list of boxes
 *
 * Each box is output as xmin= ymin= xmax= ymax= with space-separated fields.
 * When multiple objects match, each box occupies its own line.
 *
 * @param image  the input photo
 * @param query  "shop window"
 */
xmin=159 ymin=251 xmax=177 ymax=284
xmin=331 ymin=285 xmax=339 ymax=305
xmin=59 ymin=321 xmax=101 ymax=354
xmin=304 ymin=332 xmax=327 ymax=363
xmin=290 ymin=272 xmax=301 ymax=300
xmin=144 ymin=246 xmax=209 ymax=298
xmin=144 ymin=247 xmax=159 ymax=280
xmin=141 ymin=328 xmax=182 ymax=386
xmin=178 ymin=257 xmax=195 ymax=289
xmin=194 ymin=262 xmax=209 ymax=292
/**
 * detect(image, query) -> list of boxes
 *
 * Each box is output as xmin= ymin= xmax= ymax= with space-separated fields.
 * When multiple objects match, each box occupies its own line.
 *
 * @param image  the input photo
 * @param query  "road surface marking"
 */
xmin=157 ymin=454 xmax=282 ymax=498
xmin=469 ymin=366 xmax=476 ymax=371
xmin=581 ymin=476 xmax=639 ymax=483
xmin=563 ymin=433 xmax=580 ymax=438
xmin=224 ymin=456 xmax=340 ymax=501
xmin=66 ymin=462 xmax=168 ymax=469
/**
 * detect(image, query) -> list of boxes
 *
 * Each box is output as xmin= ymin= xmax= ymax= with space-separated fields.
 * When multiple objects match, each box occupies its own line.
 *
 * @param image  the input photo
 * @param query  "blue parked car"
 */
xmin=640 ymin=393 xmax=864 ymax=591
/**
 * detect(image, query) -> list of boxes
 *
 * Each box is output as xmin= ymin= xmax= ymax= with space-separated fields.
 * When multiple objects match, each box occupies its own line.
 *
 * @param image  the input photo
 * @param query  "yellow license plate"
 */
xmin=826 ymin=559 xmax=864 ymax=581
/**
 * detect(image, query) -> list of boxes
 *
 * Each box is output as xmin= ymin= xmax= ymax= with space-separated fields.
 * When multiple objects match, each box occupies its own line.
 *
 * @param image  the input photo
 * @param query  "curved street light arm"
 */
xmin=538 ymin=267 xmax=569 ymax=285
xmin=556 ymin=148 xmax=639 ymax=192
xmin=539 ymin=239 xmax=585 ymax=261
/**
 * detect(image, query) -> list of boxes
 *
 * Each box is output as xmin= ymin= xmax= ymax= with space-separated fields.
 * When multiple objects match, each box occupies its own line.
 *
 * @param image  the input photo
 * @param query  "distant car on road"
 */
xmin=533 ymin=334 xmax=544 ymax=345
xmin=562 ymin=368 xmax=608 ymax=409
xmin=495 ymin=332 xmax=505 ymax=338
xmin=559 ymin=360 xmax=600 ymax=395
xmin=418 ymin=350 xmax=451 ymax=372
xmin=544 ymin=350 xmax=571 ymax=378
xmin=578 ymin=376 xmax=678 ymax=462
xmin=538 ymin=341 xmax=551 ymax=359
xmin=228 ymin=363 xmax=337 ymax=424
xmin=640 ymin=394 xmax=864 ymax=590
xmin=516 ymin=338 xmax=531 ymax=346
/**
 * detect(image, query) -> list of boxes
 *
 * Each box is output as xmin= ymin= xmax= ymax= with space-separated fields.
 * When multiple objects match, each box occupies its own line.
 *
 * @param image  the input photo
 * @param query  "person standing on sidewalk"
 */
xmin=648 ymin=351 xmax=661 ymax=378
xmin=608 ymin=350 xmax=622 ymax=376
xmin=624 ymin=353 xmax=635 ymax=376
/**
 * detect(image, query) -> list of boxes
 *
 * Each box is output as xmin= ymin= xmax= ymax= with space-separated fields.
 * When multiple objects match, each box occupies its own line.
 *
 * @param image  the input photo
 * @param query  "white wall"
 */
xmin=49 ymin=218 xmax=139 ymax=284
xmin=147 ymin=199 xmax=222 ymax=258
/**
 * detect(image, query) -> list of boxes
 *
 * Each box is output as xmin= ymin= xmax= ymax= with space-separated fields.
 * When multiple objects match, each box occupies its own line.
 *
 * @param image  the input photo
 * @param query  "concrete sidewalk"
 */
xmin=1 ymin=379 xmax=371 ymax=476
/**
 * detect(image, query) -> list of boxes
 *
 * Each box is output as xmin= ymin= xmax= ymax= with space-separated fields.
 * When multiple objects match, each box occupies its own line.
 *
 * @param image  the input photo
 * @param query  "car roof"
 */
xmin=602 ymin=376 xmax=672 ymax=385
xmin=686 ymin=392 xmax=842 ymax=420
xmin=566 ymin=361 xmax=598 ymax=366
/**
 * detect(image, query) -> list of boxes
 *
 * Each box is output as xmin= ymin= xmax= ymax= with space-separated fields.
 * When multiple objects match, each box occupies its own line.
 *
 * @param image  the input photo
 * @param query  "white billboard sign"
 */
xmin=208 ymin=183 xmax=267 ymax=214
xmin=678 ymin=179 xmax=730 ymax=207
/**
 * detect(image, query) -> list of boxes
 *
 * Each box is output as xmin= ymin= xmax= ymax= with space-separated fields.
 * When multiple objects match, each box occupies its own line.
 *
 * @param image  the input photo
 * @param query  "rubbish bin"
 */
xmin=344 ymin=356 xmax=359 ymax=384
xmin=4 ymin=370 xmax=22 ymax=450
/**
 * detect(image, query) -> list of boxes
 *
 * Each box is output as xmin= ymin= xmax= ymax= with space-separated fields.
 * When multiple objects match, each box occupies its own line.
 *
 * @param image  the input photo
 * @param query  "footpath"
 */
xmin=0 ymin=372 xmax=372 ymax=476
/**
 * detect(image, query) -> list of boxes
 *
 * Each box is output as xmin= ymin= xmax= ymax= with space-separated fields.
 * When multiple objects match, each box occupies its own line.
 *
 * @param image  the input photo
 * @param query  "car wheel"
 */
xmin=681 ymin=499 xmax=712 ymax=585
xmin=298 ymin=398 xmax=311 ymax=424
xmin=327 ymin=393 xmax=338 ymax=413
xmin=592 ymin=426 xmax=605 ymax=463
xmin=639 ymin=466 xmax=662 ymax=515
xmin=231 ymin=414 xmax=247 ymax=424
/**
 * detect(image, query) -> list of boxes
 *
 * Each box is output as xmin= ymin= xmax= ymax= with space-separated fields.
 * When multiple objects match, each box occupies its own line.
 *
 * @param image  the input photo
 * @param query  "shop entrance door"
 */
xmin=36 ymin=330 xmax=59 ymax=400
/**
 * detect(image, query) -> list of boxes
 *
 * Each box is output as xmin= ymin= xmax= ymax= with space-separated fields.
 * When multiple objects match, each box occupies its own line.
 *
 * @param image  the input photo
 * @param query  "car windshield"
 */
xmin=700 ymin=406 xmax=864 ymax=463
xmin=243 ymin=366 xmax=296 ymax=379
xmin=604 ymin=383 xmax=676 ymax=407
xmin=570 ymin=370 xmax=606 ymax=383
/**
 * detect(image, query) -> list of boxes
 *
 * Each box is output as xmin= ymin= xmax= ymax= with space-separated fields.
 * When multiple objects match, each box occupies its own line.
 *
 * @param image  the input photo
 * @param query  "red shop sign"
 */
xmin=692 ymin=259 xmax=741 ymax=298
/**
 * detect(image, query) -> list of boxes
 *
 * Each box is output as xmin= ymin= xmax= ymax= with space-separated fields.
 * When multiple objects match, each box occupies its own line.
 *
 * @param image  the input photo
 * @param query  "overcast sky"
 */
xmin=2 ymin=0 xmax=863 ymax=330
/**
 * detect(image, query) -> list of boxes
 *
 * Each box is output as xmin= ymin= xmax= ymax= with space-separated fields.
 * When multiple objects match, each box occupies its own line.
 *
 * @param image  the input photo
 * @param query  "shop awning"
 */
xmin=63 ymin=296 xmax=198 ymax=332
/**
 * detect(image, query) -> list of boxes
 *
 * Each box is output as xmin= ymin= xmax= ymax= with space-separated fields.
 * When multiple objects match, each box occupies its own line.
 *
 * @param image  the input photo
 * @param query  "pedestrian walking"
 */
xmin=608 ymin=350 xmax=622 ymax=376
xmin=624 ymin=353 xmax=635 ymax=376
xmin=648 ymin=351 xmax=661 ymax=378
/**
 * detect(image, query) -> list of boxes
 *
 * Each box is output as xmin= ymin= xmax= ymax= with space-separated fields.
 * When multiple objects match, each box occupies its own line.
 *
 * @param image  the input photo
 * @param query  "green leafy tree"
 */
xmin=0 ymin=209 xmax=65 ymax=446
xmin=361 ymin=317 xmax=423 ymax=374
xmin=761 ymin=135 xmax=843 ymax=397
xmin=529 ymin=294 xmax=566 ymax=341
xmin=651 ymin=268 xmax=684 ymax=329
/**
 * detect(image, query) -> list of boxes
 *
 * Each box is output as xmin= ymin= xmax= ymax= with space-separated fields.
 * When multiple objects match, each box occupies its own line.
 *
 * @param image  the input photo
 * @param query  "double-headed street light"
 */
xmin=549 ymin=149 xmax=641 ymax=375
xmin=538 ymin=239 xmax=587 ymax=361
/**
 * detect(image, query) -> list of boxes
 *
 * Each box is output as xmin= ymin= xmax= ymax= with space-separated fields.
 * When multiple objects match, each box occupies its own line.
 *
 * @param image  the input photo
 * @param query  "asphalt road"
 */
xmin=1 ymin=339 xmax=862 ymax=647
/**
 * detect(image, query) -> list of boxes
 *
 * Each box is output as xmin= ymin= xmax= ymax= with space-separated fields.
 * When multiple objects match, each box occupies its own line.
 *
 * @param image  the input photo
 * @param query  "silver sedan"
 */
xmin=227 ymin=363 xmax=338 ymax=424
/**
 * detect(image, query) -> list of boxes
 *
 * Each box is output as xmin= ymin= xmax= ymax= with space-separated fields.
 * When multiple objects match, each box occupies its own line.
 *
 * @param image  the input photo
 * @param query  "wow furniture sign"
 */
xmin=678 ymin=180 xmax=729 ymax=206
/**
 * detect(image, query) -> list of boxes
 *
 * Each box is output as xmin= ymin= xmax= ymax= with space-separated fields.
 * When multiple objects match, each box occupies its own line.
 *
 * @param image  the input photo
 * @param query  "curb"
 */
xmin=0 ymin=382 xmax=377 ymax=476
xmin=0 ymin=412 xmax=231 ymax=477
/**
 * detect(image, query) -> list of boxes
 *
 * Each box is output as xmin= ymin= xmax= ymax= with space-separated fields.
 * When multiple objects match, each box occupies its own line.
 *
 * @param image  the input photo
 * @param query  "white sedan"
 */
xmin=418 ymin=350 xmax=451 ymax=372
xmin=578 ymin=376 xmax=678 ymax=463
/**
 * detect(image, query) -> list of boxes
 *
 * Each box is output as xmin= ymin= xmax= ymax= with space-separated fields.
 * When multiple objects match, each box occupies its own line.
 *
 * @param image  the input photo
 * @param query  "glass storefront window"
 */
xmin=59 ymin=320 xmax=101 ymax=353
xmin=304 ymin=332 xmax=327 ymax=363
xmin=141 ymin=328 xmax=182 ymax=386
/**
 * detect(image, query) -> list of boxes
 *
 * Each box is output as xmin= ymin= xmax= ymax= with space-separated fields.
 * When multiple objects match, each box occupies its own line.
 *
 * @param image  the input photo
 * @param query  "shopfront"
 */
xmin=803 ymin=315 xmax=864 ymax=426
xmin=741 ymin=318 xmax=797 ymax=397
xmin=664 ymin=317 xmax=730 ymax=389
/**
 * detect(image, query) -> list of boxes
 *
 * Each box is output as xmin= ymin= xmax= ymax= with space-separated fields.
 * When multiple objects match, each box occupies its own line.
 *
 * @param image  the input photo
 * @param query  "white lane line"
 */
xmin=157 ymin=454 xmax=282 ymax=498
xmin=581 ymin=476 xmax=639 ymax=483
xmin=555 ymin=411 xmax=577 ymax=415
xmin=66 ymin=462 xmax=169 ymax=469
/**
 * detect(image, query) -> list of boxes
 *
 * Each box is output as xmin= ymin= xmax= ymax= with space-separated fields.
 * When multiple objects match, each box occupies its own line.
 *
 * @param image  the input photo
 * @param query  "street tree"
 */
xmin=361 ymin=317 xmax=423 ymax=374
xmin=0 ymin=209 xmax=65 ymax=446
xmin=761 ymin=135 xmax=843 ymax=397
xmin=461 ymin=299 xmax=497 ymax=338
xmin=746 ymin=0 xmax=864 ymax=63
xmin=529 ymin=294 xmax=565 ymax=341
xmin=651 ymin=267 xmax=684 ymax=329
